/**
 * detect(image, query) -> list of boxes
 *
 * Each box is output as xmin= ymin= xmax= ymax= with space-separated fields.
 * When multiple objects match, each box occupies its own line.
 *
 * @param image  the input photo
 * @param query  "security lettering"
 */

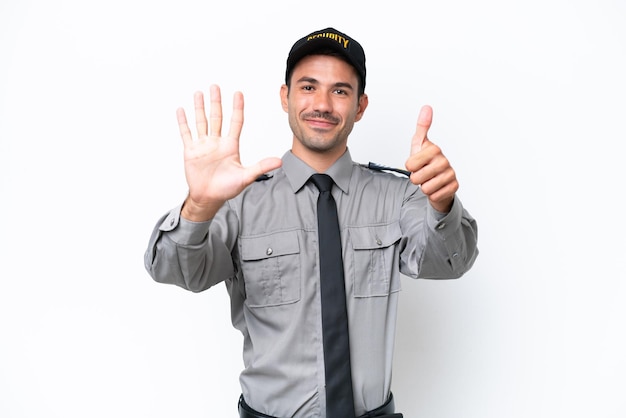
xmin=307 ymin=32 xmax=349 ymax=49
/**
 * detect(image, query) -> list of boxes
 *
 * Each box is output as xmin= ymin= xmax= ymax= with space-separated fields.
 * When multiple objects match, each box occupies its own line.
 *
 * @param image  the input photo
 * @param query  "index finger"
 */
xmin=410 ymin=105 xmax=433 ymax=155
xmin=227 ymin=91 xmax=244 ymax=141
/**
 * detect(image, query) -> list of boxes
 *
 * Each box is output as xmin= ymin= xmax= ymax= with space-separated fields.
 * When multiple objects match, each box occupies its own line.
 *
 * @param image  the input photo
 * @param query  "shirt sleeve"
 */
xmin=399 ymin=187 xmax=479 ymax=280
xmin=143 ymin=201 xmax=239 ymax=292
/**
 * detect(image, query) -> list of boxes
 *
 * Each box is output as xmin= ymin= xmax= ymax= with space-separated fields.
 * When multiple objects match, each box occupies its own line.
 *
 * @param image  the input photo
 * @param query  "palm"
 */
xmin=177 ymin=85 xmax=282 ymax=207
xmin=182 ymin=122 xmax=246 ymax=204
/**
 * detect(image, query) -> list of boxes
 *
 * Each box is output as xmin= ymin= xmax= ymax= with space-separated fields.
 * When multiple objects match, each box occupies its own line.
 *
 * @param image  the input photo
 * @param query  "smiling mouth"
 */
xmin=303 ymin=112 xmax=339 ymax=125
xmin=306 ymin=119 xmax=335 ymax=130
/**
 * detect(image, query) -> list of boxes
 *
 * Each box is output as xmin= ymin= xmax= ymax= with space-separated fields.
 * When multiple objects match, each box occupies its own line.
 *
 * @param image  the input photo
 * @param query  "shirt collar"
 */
xmin=282 ymin=149 xmax=354 ymax=194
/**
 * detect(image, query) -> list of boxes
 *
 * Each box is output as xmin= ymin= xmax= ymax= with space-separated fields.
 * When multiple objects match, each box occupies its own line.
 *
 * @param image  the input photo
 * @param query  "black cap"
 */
xmin=285 ymin=27 xmax=366 ymax=91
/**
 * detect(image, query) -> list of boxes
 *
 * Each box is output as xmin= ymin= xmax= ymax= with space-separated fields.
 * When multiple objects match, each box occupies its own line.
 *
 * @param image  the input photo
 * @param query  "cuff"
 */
xmin=158 ymin=203 xmax=212 ymax=245
xmin=426 ymin=196 xmax=463 ymax=239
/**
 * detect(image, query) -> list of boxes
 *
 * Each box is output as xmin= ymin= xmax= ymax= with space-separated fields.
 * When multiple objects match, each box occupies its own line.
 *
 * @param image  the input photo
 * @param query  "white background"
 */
xmin=1 ymin=0 xmax=625 ymax=417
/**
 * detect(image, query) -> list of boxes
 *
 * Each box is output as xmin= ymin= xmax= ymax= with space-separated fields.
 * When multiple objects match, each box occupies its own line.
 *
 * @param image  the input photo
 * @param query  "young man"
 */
xmin=144 ymin=27 xmax=479 ymax=418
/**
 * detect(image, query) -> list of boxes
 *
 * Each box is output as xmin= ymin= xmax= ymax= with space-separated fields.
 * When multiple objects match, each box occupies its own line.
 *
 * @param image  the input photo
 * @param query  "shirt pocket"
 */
xmin=240 ymin=230 xmax=301 ymax=308
xmin=348 ymin=222 xmax=402 ymax=297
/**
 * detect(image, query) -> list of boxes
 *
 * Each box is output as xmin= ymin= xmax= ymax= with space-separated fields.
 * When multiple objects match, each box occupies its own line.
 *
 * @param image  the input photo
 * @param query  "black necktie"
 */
xmin=310 ymin=174 xmax=355 ymax=418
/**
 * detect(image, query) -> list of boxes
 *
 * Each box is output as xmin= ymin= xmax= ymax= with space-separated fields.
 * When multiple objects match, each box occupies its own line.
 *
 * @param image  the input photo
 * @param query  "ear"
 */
xmin=280 ymin=84 xmax=289 ymax=112
xmin=354 ymin=93 xmax=369 ymax=122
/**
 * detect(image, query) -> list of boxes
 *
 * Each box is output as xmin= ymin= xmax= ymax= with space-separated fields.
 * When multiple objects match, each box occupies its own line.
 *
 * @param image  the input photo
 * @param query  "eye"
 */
xmin=333 ymin=88 xmax=348 ymax=95
xmin=302 ymin=85 xmax=314 ymax=91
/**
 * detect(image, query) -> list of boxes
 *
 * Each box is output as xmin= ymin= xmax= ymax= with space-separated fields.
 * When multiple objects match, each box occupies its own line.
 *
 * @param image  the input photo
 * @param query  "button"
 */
xmin=452 ymin=252 xmax=459 ymax=258
xmin=170 ymin=218 xmax=175 ymax=226
xmin=266 ymin=248 xmax=273 ymax=256
xmin=436 ymin=222 xmax=446 ymax=230
xmin=376 ymin=238 xmax=383 ymax=246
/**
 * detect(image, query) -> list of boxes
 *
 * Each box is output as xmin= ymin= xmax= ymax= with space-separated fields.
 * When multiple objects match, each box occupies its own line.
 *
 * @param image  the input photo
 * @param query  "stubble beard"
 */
xmin=289 ymin=112 xmax=351 ymax=154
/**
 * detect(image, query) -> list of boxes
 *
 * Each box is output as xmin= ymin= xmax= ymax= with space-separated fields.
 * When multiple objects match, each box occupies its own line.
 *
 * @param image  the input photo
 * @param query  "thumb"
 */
xmin=410 ymin=105 xmax=433 ymax=155
xmin=243 ymin=157 xmax=283 ymax=184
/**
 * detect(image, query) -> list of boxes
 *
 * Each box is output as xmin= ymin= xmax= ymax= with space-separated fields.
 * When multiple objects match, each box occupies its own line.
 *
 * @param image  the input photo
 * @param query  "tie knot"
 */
xmin=310 ymin=173 xmax=334 ymax=193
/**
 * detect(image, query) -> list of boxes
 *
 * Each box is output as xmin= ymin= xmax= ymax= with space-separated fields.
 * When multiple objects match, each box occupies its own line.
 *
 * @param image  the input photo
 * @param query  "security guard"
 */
xmin=145 ymin=27 xmax=479 ymax=418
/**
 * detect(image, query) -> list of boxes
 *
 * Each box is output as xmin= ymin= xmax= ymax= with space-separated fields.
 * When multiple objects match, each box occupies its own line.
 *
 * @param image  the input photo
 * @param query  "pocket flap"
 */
xmin=241 ymin=230 xmax=300 ymax=261
xmin=349 ymin=222 xmax=402 ymax=250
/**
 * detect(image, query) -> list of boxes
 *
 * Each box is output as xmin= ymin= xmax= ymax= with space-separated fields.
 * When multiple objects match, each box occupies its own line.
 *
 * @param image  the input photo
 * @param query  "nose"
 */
xmin=312 ymin=91 xmax=333 ymax=114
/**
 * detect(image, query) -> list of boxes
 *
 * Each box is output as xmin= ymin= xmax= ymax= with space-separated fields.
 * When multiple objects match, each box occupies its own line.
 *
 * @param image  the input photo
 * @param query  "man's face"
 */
xmin=281 ymin=54 xmax=368 ymax=159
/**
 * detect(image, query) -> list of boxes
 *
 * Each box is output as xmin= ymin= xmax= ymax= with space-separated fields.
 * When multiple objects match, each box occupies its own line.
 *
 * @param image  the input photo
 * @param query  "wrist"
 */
xmin=429 ymin=196 xmax=454 ymax=214
xmin=181 ymin=195 xmax=224 ymax=222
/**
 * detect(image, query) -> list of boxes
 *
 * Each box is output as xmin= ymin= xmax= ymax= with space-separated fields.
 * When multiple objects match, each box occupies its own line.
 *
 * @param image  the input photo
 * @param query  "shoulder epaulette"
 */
xmin=360 ymin=162 xmax=410 ymax=177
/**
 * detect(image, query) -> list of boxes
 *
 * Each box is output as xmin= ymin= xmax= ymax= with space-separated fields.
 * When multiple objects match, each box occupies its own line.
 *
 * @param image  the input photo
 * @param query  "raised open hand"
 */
xmin=177 ymin=85 xmax=282 ymax=221
xmin=405 ymin=105 xmax=458 ymax=213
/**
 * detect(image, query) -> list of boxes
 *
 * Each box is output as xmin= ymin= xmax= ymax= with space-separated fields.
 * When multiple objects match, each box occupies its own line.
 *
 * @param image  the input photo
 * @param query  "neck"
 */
xmin=291 ymin=143 xmax=347 ymax=173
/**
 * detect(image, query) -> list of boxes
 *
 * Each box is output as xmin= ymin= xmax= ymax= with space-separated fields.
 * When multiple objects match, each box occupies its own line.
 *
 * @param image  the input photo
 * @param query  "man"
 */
xmin=145 ymin=27 xmax=479 ymax=418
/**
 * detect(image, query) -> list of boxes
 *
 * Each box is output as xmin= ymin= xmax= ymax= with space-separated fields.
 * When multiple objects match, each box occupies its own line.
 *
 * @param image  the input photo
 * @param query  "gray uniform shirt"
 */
xmin=144 ymin=149 xmax=479 ymax=417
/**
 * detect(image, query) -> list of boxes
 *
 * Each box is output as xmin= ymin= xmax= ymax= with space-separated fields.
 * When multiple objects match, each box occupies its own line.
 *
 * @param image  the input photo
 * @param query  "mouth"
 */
xmin=306 ymin=119 xmax=335 ymax=130
xmin=303 ymin=113 xmax=339 ymax=130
